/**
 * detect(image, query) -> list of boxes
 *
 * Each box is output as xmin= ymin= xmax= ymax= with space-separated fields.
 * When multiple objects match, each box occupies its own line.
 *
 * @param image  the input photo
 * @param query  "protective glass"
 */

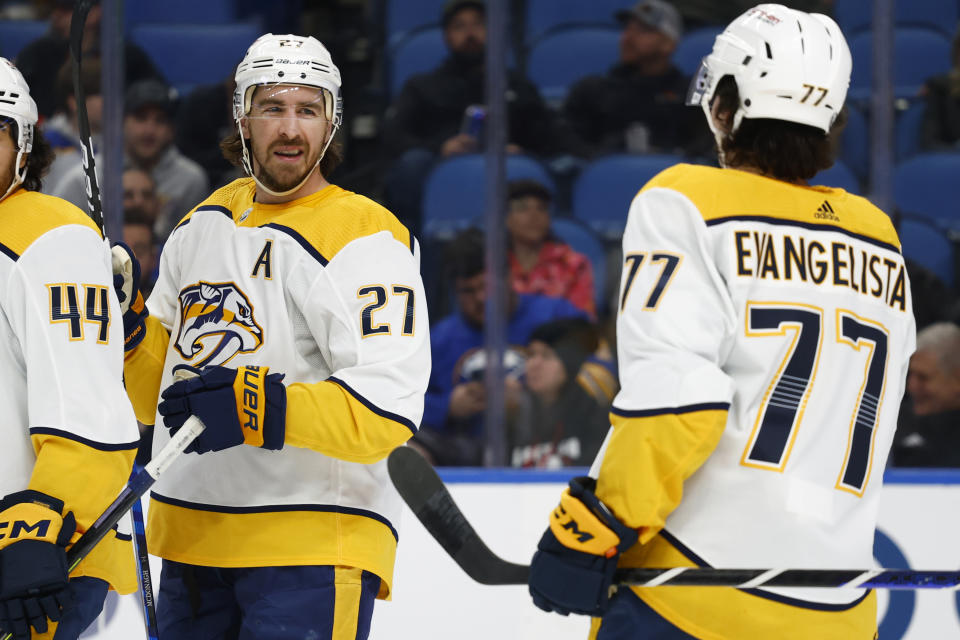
xmin=685 ymin=59 xmax=713 ymax=107
xmin=244 ymin=84 xmax=332 ymax=122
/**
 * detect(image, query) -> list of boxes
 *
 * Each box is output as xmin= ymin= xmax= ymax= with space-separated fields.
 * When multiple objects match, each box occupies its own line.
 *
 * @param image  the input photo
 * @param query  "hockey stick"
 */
xmin=387 ymin=446 xmax=960 ymax=590
xmin=70 ymin=2 xmax=161 ymax=637
xmin=0 ymin=417 xmax=205 ymax=640
xmin=69 ymin=0 xmax=103 ymax=231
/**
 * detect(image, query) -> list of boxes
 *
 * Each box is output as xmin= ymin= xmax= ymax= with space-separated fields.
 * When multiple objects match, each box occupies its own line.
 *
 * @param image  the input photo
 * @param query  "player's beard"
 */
xmin=252 ymin=136 xmax=322 ymax=193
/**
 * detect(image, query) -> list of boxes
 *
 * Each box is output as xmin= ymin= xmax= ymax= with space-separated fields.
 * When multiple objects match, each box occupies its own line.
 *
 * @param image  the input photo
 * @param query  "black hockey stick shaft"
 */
xmin=69 ymin=0 xmax=104 ymax=233
xmin=387 ymin=446 xmax=960 ymax=591
xmin=0 ymin=417 xmax=204 ymax=640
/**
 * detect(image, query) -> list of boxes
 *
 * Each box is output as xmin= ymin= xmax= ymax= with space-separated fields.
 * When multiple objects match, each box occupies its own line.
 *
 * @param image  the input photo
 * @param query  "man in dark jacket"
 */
xmin=382 ymin=0 xmax=563 ymax=232
xmin=563 ymin=0 xmax=710 ymax=157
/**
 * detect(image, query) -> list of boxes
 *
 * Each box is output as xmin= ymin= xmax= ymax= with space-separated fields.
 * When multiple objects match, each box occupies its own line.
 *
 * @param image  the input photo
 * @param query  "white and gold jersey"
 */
xmin=0 ymin=188 xmax=139 ymax=595
xmin=592 ymin=165 xmax=915 ymax=639
xmin=125 ymin=178 xmax=430 ymax=598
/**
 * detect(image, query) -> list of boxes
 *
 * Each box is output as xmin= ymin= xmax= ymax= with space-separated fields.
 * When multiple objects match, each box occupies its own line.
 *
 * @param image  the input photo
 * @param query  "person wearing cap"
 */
xmin=381 ymin=0 xmax=566 ymax=233
xmin=563 ymin=0 xmax=710 ymax=157
xmin=508 ymin=318 xmax=616 ymax=468
xmin=114 ymin=34 xmax=429 ymax=639
xmin=528 ymin=5 xmax=913 ymax=638
xmin=52 ymin=79 xmax=209 ymax=244
xmin=0 ymin=57 xmax=139 ymax=640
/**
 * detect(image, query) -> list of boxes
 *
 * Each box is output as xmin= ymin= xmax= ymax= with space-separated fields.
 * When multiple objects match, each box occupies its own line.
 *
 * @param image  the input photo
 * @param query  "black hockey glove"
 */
xmin=0 ymin=491 xmax=77 ymax=639
xmin=111 ymin=242 xmax=148 ymax=351
xmin=158 ymin=364 xmax=286 ymax=454
xmin=529 ymin=477 xmax=638 ymax=617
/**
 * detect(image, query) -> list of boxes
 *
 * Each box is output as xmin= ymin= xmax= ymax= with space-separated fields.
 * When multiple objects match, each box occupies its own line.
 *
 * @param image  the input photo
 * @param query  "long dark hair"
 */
xmin=713 ymin=77 xmax=846 ymax=182
xmin=2 ymin=118 xmax=55 ymax=192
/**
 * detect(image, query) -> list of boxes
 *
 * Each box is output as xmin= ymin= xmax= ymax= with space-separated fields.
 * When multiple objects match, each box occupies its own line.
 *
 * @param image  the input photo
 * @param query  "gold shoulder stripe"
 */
xmin=0 ymin=189 xmax=101 ymax=257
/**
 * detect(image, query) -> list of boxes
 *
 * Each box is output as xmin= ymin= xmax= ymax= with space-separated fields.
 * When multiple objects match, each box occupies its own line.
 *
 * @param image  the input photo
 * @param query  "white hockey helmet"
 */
xmin=686 ymin=4 xmax=851 ymax=136
xmin=233 ymin=33 xmax=342 ymax=127
xmin=0 ymin=57 xmax=38 ymax=201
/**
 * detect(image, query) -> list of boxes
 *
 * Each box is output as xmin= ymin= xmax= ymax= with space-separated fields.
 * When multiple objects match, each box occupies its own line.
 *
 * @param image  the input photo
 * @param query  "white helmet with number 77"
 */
xmin=686 ymin=4 xmax=851 ymax=138
xmin=0 ymin=57 xmax=38 ymax=202
xmin=232 ymin=34 xmax=343 ymax=197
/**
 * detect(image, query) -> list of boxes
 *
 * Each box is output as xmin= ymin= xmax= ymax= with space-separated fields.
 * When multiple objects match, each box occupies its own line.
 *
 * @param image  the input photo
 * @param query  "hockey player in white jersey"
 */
xmin=0 ymin=58 xmax=139 ymax=639
xmin=527 ymin=5 xmax=914 ymax=639
xmin=115 ymin=34 xmax=430 ymax=639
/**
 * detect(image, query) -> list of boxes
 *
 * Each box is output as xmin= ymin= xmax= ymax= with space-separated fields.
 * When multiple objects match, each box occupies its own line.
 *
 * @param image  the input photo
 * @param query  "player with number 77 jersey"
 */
xmin=527 ymin=5 xmax=914 ymax=640
xmin=118 ymin=33 xmax=430 ymax=639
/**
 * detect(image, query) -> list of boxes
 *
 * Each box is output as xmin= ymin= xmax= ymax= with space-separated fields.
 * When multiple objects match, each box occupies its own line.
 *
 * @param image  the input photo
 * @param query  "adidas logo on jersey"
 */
xmin=814 ymin=200 xmax=839 ymax=222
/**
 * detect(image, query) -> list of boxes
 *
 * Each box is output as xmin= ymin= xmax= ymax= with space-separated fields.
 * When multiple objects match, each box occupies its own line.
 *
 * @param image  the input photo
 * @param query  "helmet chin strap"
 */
xmin=239 ymin=124 xmax=339 ymax=198
xmin=0 ymin=148 xmax=27 ymax=204
xmin=702 ymin=102 xmax=728 ymax=169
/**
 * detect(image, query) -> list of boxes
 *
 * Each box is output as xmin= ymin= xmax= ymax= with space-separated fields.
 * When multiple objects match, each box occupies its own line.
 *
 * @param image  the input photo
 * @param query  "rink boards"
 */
xmin=79 ymin=468 xmax=960 ymax=639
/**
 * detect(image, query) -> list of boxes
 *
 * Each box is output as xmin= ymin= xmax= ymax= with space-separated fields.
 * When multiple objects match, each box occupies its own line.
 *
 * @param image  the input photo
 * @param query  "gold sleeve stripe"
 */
xmin=28 ymin=431 xmax=138 ymax=594
xmin=597 ymin=407 xmax=729 ymax=545
xmin=28 ymin=427 xmax=139 ymax=451
xmin=123 ymin=314 xmax=170 ymax=425
xmin=328 ymin=376 xmax=418 ymax=434
xmin=284 ymin=378 xmax=416 ymax=464
xmin=610 ymin=402 xmax=730 ymax=418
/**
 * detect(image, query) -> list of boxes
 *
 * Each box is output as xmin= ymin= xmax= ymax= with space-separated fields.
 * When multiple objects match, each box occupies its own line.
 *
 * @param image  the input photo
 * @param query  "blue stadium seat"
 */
xmin=130 ymin=23 xmax=261 ymax=97
xmin=527 ymin=26 xmax=620 ymax=106
xmin=835 ymin=0 xmax=958 ymax=38
xmin=550 ymin=218 xmax=608 ymax=311
xmin=125 ymin=0 xmax=236 ymax=26
xmin=389 ymin=27 xmax=445 ymax=97
xmin=812 ymin=160 xmax=860 ymax=194
xmin=0 ymin=20 xmax=47 ymax=61
xmin=897 ymin=214 xmax=955 ymax=286
xmin=893 ymin=152 xmax=960 ymax=226
xmin=672 ymin=26 xmax=722 ymax=76
xmin=840 ymin=105 xmax=869 ymax=181
xmin=422 ymin=154 xmax=556 ymax=239
xmin=385 ymin=0 xmax=447 ymax=49
xmin=895 ymin=100 xmax=926 ymax=161
xmin=848 ymin=28 xmax=951 ymax=101
xmin=524 ymin=0 xmax=625 ymax=45
xmin=572 ymin=154 xmax=679 ymax=239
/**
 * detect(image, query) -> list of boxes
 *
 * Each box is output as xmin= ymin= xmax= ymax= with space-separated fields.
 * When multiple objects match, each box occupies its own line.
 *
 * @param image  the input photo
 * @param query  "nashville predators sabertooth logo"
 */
xmin=174 ymin=282 xmax=264 ymax=367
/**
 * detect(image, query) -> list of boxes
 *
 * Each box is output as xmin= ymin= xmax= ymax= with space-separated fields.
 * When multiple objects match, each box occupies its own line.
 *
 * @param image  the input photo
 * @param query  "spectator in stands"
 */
xmin=381 ymin=0 xmax=564 ymax=232
xmin=175 ymin=75 xmax=242 ymax=188
xmin=563 ymin=0 xmax=709 ymax=157
xmin=15 ymin=0 xmax=162 ymax=119
xmin=892 ymin=322 xmax=960 ymax=467
xmin=921 ymin=25 xmax=960 ymax=150
xmin=41 ymin=56 xmax=101 ymax=193
xmin=53 ymin=79 xmax=208 ymax=242
xmin=122 ymin=207 xmax=158 ymax=297
xmin=506 ymin=179 xmax=596 ymax=317
xmin=508 ymin=318 xmax=616 ymax=468
xmin=413 ymin=229 xmax=585 ymax=465
xmin=122 ymin=167 xmax=161 ymax=228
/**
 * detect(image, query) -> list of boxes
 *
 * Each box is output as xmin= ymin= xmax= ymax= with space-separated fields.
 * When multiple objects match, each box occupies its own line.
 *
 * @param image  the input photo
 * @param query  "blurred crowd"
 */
xmin=3 ymin=0 xmax=960 ymax=467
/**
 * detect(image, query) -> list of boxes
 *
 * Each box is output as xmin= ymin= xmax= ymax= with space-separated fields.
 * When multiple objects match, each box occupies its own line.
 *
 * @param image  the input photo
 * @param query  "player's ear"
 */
xmin=240 ymin=116 xmax=251 ymax=139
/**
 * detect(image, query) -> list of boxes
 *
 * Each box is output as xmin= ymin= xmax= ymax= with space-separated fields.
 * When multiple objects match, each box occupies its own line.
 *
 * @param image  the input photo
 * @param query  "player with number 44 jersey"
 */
xmin=528 ymin=5 xmax=915 ymax=640
xmin=119 ymin=34 xmax=430 ymax=639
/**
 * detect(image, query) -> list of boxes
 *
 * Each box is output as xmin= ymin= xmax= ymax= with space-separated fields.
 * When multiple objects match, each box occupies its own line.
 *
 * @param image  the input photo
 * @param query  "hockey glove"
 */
xmin=158 ymin=365 xmax=286 ymax=454
xmin=111 ymin=242 xmax=148 ymax=351
xmin=0 ymin=491 xmax=77 ymax=639
xmin=528 ymin=477 xmax=638 ymax=617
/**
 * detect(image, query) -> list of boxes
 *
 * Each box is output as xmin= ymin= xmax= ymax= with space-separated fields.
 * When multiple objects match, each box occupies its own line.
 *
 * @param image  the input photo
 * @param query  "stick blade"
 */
xmin=388 ymin=446 xmax=529 ymax=585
